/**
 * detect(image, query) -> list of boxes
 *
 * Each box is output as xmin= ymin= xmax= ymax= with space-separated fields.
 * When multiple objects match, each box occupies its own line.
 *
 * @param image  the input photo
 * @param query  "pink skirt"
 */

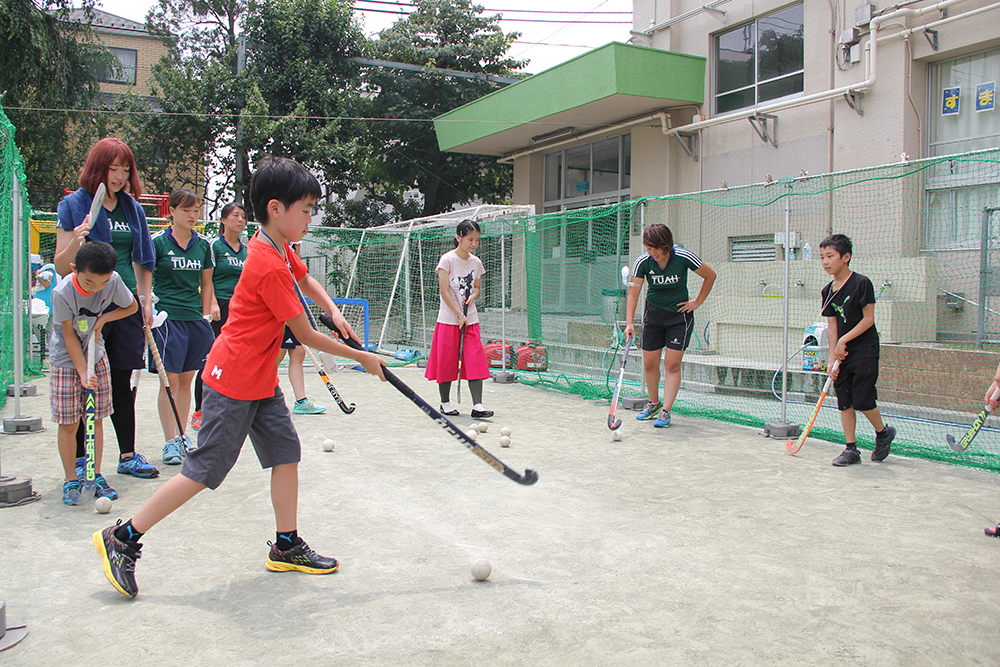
xmin=424 ymin=322 xmax=490 ymax=383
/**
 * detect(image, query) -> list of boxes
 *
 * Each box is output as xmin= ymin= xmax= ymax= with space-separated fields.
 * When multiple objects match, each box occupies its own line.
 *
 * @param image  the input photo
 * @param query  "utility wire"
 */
xmin=354 ymin=0 xmax=631 ymax=13
xmin=354 ymin=6 xmax=630 ymax=23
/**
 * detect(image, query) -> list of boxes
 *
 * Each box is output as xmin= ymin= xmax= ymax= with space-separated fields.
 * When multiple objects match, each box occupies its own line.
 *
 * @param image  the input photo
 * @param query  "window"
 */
xmin=715 ymin=4 xmax=804 ymax=115
xmin=97 ymin=48 xmax=137 ymax=85
xmin=543 ymin=134 xmax=631 ymax=208
xmin=924 ymin=47 xmax=1000 ymax=248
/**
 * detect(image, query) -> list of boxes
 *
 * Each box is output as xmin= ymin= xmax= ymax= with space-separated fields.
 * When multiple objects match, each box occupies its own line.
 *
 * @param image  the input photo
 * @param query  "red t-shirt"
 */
xmin=203 ymin=232 xmax=307 ymax=400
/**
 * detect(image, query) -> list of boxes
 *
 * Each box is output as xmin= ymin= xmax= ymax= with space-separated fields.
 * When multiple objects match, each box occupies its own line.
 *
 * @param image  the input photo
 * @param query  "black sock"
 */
xmin=115 ymin=519 xmax=144 ymax=544
xmin=276 ymin=530 xmax=299 ymax=551
xmin=876 ymin=427 xmax=889 ymax=438
xmin=845 ymin=442 xmax=857 ymax=450
xmin=295 ymin=398 xmax=306 ymax=404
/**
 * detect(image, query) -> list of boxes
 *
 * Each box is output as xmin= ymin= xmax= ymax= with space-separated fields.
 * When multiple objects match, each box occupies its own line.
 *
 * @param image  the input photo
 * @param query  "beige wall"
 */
xmin=96 ymin=31 xmax=171 ymax=98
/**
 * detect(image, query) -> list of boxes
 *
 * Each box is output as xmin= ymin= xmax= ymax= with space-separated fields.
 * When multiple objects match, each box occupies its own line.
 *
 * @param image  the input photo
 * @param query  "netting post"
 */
xmin=979 ymin=207 xmax=999 ymax=349
xmin=418 ymin=234 xmax=428 ymax=355
xmin=377 ymin=222 xmax=413 ymax=351
xmin=766 ymin=189 xmax=799 ymax=439
xmin=501 ymin=224 xmax=507 ymax=370
xmin=344 ymin=229 xmax=366 ymax=299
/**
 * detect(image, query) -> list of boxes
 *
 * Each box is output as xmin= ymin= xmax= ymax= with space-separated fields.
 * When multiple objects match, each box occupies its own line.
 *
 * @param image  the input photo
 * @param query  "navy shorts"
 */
xmin=641 ymin=303 xmax=694 ymax=352
xmin=280 ymin=325 xmax=300 ymax=350
xmin=834 ymin=355 xmax=879 ymax=412
xmin=181 ymin=384 xmax=301 ymax=489
xmin=102 ymin=305 xmax=145 ymax=370
xmin=148 ymin=318 xmax=215 ymax=374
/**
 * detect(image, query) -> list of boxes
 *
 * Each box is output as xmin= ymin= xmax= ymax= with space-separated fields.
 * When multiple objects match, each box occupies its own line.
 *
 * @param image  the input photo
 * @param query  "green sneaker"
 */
xmin=293 ymin=398 xmax=327 ymax=414
xmin=636 ymin=401 xmax=663 ymax=421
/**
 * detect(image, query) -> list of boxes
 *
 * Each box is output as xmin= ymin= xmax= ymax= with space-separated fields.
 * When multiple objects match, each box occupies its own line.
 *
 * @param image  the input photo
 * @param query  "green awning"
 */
xmin=434 ymin=42 xmax=705 ymax=156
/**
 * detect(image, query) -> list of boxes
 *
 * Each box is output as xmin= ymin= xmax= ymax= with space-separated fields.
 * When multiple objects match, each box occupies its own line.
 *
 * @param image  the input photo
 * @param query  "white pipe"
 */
xmin=377 ymin=221 xmax=414 ymax=350
xmin=877 ymin=0 xmax=1000 ymax=42
xmin=662 ymin=0 xmax=975 ymax=139
xmin=12 ymin=175 xmax=24 ymax=420
xmin=641 ymin=0 xmax=731 ymax=35
xmin=344 ymin=228 xmax=366 ymax=299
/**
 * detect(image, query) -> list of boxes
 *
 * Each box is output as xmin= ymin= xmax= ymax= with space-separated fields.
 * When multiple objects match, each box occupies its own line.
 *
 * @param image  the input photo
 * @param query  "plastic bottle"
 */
xmin=802 ymin=242 xmax=812 ymax=261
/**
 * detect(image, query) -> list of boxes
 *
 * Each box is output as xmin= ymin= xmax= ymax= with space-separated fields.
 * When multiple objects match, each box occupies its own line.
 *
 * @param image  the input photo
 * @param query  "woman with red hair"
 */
xmin=56 ymin=137 xmax=160 ymax=483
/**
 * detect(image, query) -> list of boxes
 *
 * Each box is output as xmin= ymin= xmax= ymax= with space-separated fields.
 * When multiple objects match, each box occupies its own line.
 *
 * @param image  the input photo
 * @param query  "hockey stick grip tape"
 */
xmin=144 ymin=325 xmax=170 ymax=388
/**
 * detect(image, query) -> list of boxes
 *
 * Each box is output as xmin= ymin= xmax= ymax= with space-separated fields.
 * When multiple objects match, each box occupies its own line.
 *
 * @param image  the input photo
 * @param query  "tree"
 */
xmin=0 ymin=0 xmax=111 ymax=208
xmin=341 ymin=0 xmax=525 ymax=225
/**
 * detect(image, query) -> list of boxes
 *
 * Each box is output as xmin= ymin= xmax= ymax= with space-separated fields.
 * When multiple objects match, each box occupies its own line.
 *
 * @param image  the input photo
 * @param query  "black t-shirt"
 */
xmin=821 ymin=271 xmax=879 ymax=359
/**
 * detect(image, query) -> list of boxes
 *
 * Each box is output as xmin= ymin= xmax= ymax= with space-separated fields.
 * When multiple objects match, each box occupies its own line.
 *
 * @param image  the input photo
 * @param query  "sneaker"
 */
xmin=265 ymin=539 xmax=338 ymax=574
xmin=293 ymin=398 xmax=327 ymax=415
xmin=93 ymin=521 xmax=142 ymax=598
xmin=832 ymin=447 xmax=862 ymax=467
xmin=75 ymin=456 xmax=86 ymax=480
xmin=654 ymin=409 xmax=672 ymax=428
xmin=117 ymin=453 xmax=159 ymax=478
xmin=162 ymin=436 xmax=184 ymax=465
xmin=95 ymin=474 xmax=118 ymax=500
xmin=471 ymin=408 xmax=494 ymax=419
xmin=636 ymin=401 xmax=663 ymax=421
xmin=985 ymin=524 xmax=1000 ymax=538
xmin=189 ymin=410 xmax=202 ymax=431
xmin=63 ymin=479 xmax=86 ymax=505
xmin=871 ymin=424 xmax=895 ymax=462
xmin=440 ymin=404 xmax=459 ymax=416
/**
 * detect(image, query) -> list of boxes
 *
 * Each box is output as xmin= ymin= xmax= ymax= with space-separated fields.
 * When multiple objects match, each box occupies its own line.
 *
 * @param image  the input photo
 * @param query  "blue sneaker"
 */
xmin=654 ymin=409 xmax=671 ymax=428
xmin=636 ymin=401 xmax=663 ymax=421
xmin=162 ymin=437 xmax=184 ymax=465
xmin=117 ymin=453 xmax=159 ymax=478
xmin=63 ymin=479 xmax=86 ymax=505
xmin=95 ymin=474 xmax=118 ymax=500
xmin=293 ymin=398 xmax=327 ymax=414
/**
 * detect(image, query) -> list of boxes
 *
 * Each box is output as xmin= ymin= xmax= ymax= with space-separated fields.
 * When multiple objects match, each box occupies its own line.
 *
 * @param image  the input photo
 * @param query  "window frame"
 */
xmin=97 ymin=47 xmax=138 ymax=86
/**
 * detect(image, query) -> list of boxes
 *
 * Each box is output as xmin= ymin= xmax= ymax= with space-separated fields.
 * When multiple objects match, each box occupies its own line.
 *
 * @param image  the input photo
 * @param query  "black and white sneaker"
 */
xmin=93 ymin=520 xmax=141 ymax=598
xmin=871 ymin=425 xmax=895 ymax=462
xmin=470 ymin=408 xmax=494 ymax=419
xmin=266 ymin=539 xmax=338 ymax=574
xmin=832 ymin=447 xmax=862 ymax=467
xmin=440 ymin=404 xmax=459 ymax=416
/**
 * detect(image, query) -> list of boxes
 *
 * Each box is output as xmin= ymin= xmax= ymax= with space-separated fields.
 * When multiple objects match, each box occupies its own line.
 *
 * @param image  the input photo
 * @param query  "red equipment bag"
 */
xmin=484 ymin=340 xmax=515 ymax=369
xmin=515 ymin=342 xmax=547 ymax=371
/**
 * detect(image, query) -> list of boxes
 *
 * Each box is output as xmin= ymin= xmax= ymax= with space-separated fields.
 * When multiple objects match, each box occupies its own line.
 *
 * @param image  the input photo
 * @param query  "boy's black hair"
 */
xmin=249 ymin=157 xmax=322 ymax=223
xmin=75 ymin=241 xmax=117 ymax=275
xmin=643 ymin=223 xmax=674 ymax=250
xmin=453 ymin=219 xmax=481 ymax=247
xmin=819 ymin=234 xmax=852 ymax=261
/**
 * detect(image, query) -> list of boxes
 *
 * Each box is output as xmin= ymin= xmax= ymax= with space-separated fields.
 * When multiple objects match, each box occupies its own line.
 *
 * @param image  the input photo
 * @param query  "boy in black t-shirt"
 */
xmin=819 ymin=234 xmax=895 ymax=466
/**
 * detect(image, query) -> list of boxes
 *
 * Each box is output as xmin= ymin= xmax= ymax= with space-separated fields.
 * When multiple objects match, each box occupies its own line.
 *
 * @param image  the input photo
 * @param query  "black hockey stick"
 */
xmin=608 ymin=334 xmax=633 ymax=430
xmin=319 ymin=312 xmax=538 ymax=486
xmin=947 ymin=388 xmax=1000 ymax=452
xmin=291 ymin=282 xmax=356 ymax=414
xmin=456 ymin=298 xmax=469 ymax=404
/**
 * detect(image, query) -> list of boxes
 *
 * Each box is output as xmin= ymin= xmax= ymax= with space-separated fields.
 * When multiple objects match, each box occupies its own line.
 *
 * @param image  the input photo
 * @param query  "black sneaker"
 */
xmin=832 ymin=448 xmax=862 ymax=467
xmin=470 ymin=408 xmax=494 ymax=419
xmin=871 ymin=425 xmax=895 ymax=462
xmin=93 ymin=520 xmax=141 ymax=598
xmin=265 ymin=539 xmax=338 ymax=574
xmin=440 ymin=405 xmax=459 ymax=416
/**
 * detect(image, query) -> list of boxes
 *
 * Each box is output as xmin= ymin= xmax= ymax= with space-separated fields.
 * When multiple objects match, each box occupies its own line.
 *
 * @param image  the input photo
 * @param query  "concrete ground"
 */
xmin=2 ymin=364 xmax=1000 ymax=666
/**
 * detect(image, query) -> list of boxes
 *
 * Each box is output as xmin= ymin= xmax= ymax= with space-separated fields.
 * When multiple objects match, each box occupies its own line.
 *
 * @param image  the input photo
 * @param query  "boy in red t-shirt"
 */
xmin=93 ymin=157 xmax=385 ymax=598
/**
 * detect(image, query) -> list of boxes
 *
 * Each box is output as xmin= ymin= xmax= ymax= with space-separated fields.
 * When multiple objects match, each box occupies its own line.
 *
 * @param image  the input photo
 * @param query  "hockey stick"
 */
xmin=947 ymin=388 xmax=1000 ymax=452
xmin=291 ymin=283 xmax=356 ymax=414
xmin=608 ymin=334 xmax=633 ymax=431
xmin=319 ymin=312 xmax=538 ymax=486
xmin=456 ymin=298 xmax=469 ymax=404
xmin=68 ymin=341 xmax=98 ymax=505
xmin=144 ymin=325 xmax=186 ymax=442
xmin=786 ymin=360 xmax=839 ymax=454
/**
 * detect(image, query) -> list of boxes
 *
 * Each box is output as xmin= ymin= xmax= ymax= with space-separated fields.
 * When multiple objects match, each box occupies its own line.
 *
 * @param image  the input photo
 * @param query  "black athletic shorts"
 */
xmin=641 ymin=303 xmax=694 ymax=352
xmin=834 ymin=355 xmax=879 ymax=412
xmin=280 ymin=325 xmax=300 ymax=350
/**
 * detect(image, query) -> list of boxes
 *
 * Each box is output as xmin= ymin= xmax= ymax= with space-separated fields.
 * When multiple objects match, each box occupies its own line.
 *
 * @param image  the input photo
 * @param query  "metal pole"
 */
xmin=12 ymin=176 xmax=24 ymax=419
xmin=501 ymin=223 xmax=507 ymax=371
xmin=780 ymin=193 xmax=791 ymax=422
xmin=378 ymin=223 xmax=413 ymax=350
xmin=344 ymin=229 xmax=366 ymax=299
xmin=979 ymin=207 xmax=994 ymax=350
xmin=418 ymin=235 xmax=428 ymax=354
xmin=639 ymin=204 xmax=646 ymax=398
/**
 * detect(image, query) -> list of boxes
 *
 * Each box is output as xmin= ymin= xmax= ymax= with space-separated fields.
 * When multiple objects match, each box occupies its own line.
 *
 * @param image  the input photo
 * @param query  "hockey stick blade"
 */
xmin=87 ymin=184 xmax=106 ymax=231
xmin=786 ymin=360 xmax=839 ymax=454
xmin=946 ymin=388 xmax=1000 ymax=452
xmin=319 ymin=312 xmax=538 ymax=486
xmin=608 ymin=334 xmax=633 ymax=430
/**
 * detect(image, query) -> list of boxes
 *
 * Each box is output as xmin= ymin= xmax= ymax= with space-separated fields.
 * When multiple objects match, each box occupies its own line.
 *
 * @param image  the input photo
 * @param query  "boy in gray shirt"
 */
xmin=50 ymin=241 xmax=137 ymax=504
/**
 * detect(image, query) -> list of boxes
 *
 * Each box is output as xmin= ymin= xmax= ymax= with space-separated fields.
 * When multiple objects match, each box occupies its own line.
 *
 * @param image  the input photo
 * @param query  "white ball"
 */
xmin=499 ymin=435 xmax=511 ymax=447
xmin=500 ymin=427 xmax=512 ymax=437
xmin=477 ymin=423 xmax=489 ymax=433
xmin=471 ymin=558 xmax=491 ymax=581
xmin=322 ymin=439 xmax=335 ymax=452
xmin=465 ymin=429 xmax=478 ymax=441
xmin=612 ymin=430 xmax=622 ymax=441
xmin=95 ymin=496 xmax=112 ymax=514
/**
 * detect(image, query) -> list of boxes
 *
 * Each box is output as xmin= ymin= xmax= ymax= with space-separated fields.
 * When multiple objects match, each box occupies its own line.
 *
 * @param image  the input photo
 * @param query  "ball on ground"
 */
xmin=322 ymin=438 xmax=335 ymax=452
xmin=471 ymin=558 xmax=491 ymax=581
xmin=95 ymin=496 xmax=112 ymax=514
xmin=465 ymin=429 xmax=478 ymax=441
xmin=612 ymin=430 xmax=622 ymax=441
xmin=500 ymin=427 xmax=511 ymax=437
xmin=477 ymin=423 xmax=489 ymax=433
xmin=499 ymin=435 xmax=511 ymax=447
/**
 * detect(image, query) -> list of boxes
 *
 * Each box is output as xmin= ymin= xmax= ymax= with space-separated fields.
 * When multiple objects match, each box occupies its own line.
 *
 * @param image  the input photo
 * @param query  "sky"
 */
xmin=93 ymin=0 xmax=636 ymax=74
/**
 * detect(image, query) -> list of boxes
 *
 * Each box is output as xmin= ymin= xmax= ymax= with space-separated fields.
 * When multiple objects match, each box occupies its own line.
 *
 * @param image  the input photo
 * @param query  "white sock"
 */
xmin=441 ymin=402 xmax=454 ymax=412
xmin=474 ymin=403 xmax=486 ymax=411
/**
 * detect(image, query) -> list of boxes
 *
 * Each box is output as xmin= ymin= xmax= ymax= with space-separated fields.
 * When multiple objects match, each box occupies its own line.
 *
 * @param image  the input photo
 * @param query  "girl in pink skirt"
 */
xmin=424 ymin=220 xmax=493 ymax=419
